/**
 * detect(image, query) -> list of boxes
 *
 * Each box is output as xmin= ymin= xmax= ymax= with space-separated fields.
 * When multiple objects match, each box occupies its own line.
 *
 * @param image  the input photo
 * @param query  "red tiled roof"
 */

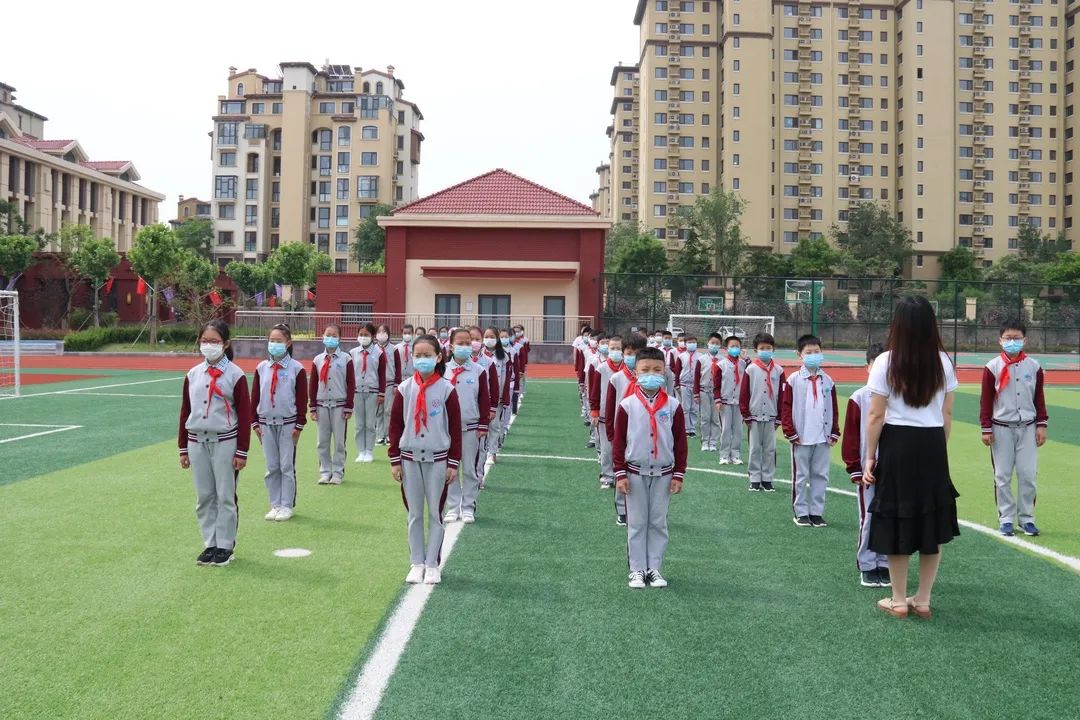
xmin=393 ymin=169 xmax=598 ymax=216
xmin=13 ymin=138 xmax=77 ymax=151
xmin=81 ymin=161 xmax=131 ymax=171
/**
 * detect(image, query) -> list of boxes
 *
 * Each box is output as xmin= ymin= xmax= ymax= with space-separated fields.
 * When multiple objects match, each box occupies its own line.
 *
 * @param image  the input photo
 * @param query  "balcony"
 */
xmin=798 ymin=196 xmax=812 ymax=206
xmin=798 ymin=15 xmax=811 ymax=26
xmin=849 ymin=129 xmax=862 ymax=138
xmin=1019 ymin=25 xmax=1031 ymax=36
xmin=667 ymin=100 xmax=681 ymax=111
xmin=974 ymin=180 xmax=985 ymax=189
xmin=799 ymin=38 xmax=812 ymax=49
xmin=1020 ymin=47 xmax=1031 ymax=58
xmin=669 ymin=54 xmax=682 ymax=65
xmin=668 ymin=169 xmax=681 ymax=178
xmin=670 ymin=77 xmax=682 ymax=87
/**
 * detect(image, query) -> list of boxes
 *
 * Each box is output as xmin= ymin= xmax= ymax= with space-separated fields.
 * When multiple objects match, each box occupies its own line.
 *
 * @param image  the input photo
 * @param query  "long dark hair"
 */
xmin=412 ymin=334 xmax=447 ymax=377
xmin=886 ymin=296 xmax=945 ymax=407
xmin=486 ymin=326 xmax=507 ymax=361
xmin=200 ymin=319 xmax=234 ymax=361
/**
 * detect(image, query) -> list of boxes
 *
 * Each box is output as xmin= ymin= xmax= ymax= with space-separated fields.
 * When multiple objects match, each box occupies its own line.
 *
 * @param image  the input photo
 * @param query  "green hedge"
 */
xmin=63 ymin=325 xmax=201 ymax=351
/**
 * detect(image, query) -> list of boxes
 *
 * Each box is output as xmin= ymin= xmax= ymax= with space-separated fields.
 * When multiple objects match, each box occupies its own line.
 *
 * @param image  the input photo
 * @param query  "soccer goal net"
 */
xmin=667 ymin=314 xmax=775 ymax=344
xmin=0 ymin=290 xmax=20 ymax=398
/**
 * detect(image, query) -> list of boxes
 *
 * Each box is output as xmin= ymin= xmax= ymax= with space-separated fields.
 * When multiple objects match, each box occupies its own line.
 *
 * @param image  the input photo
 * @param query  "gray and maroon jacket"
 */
xmin=251 ymin=355 xmax=308 ymax=429
xmin=443 ymin=359 xmax=491 ymax=432
xmin=739 ymin=359 xmax=785 ymax=423
xmin=979 ymin=353 xmax=1048 ymax=433
xmin=780 ymin=367 xmax=840 ymax=445
xmin=841 ymin=385 xmax=873 ymax=482
xmin=612 ymin=389 xmax=688 ymax=480
xmin=350 ymin=343 xmax=387 ymax=396
xmin=309 ymin=350 xmax=356 ymax=410
xmin=388 ymin=374 xmax=463 ymax=468
xmin=178 ymin=357 xmax=252 ymax=459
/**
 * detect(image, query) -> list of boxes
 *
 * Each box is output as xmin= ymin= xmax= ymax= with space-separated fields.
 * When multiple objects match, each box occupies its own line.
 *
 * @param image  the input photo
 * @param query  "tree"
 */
xmin=605 ymin=222 xmax=648 ymax=271
xmin=175 ymin=218 xmax=215 ymax=260
xmin=166 ymin=250 xmax=224 ymax=328
xmin=831 ymin=202 xmax=912 ymax=277
xmin=350 ymin=204 xmax=393 ymax=271
xmin=54 ymin=224 xmax=99 ymax=328
xmin=225 ymin=261 xmax=273 ymax=306
xmin=127 ymin=224 xmax=181 ymax=344
xmin=689 ymin=188 xmax=747 ymax=278
xmin=612 ymin=233 xmax=668 ymax=275
xmin=938 ymin=247 xmax=983 ymax=285
xmin=0 ymin=234 xmax=39 ymax=291
xmin=0 ymin=199 xmax=30 ymax=235
xmin=268 ymin=242 xmax=333 ymax=307
xmin=1042 ymin=252 xmax=1080 ymax=300
xmin=666 ymin=229 xmax=713 ymax=302
xmin=70 ymin=237 xmax=120 ymax=327
xmin=790 ymin=237 xmax=838 ymax=278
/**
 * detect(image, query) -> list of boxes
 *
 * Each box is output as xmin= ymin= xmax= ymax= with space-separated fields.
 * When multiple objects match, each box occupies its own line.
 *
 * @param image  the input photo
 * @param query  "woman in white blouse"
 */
xmin=863 ymin=296 xmax=960 ymax=619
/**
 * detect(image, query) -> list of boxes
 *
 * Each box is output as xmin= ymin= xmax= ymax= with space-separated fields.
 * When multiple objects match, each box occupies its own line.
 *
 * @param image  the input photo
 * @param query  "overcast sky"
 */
xmin=1 ymin=0 xmax=639 ymax=218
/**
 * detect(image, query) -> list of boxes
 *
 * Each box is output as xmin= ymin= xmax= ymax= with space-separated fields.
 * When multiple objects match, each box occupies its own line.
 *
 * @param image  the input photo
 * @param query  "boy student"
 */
xmin=590 ymin=335 xmax=624 ymax=489
xmin=740 ymin=332 xmax=785 ymax=492
xmin=612 ymin=346 xmax=688 ymax=589
xmin=781 ymin=334 xmax=840 ymax=528
xmin=582 ymin=332 xmax=603 ymax=449
xmin=695 ymin=333 xmax=724 ymax=452
xmin=676 ymin=335 xmax=700 ymax=438
xmin=715 ymin=335 xmax=746 ymax=465
xmin=980 ymin=320 xmax=1049 ymax=537
xmin=841 ymin=343 xmax=891 ymax=588
xmin=575 ymin=326 xmax=594 ymax=423
xmin=606 ymin=333 xmax=647 ymax=526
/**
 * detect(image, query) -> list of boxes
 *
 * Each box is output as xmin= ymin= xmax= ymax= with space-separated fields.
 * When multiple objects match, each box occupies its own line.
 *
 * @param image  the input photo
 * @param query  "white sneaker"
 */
xmin=405 ymin=565 xmax=425 ymax=584
xmin=646 ymin=569 xmax=668 ymax=588
xmin=487 ymin=453 xmax=496 ymax=464
xmin=328 ymin=477 xmax=342 ymax=485
xmin=461 ymin=513 xmax=475 ymax=524
xmin=318 ymin=477 xmax=331 ymax=485
xmin=732 ymin=457 xmax=743 ymax=465
xmin=718 ymin=458 xmax=731 ymax=465
xmin=628 ymin=571 xmax=647 ymax=589
xmin=265 ymin=507 xmax=280 ymax=521
xmin=444 ymin=512 xmax=460 ymax=523
xmin=423 ymin=567 xmax=442 ymax=584
xmin=354 ymin=455 xmax=364 ymax=463
xmin=276 ymin=507 xmax=293 ymax=521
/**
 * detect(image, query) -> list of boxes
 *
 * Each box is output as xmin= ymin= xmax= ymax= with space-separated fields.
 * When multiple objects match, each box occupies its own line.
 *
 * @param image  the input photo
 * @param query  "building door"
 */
xmin=435 ymin=294 xmax=460 ymax=329
xmin=543 ymin=296 xmax=565 ymax=343
xmin=478 ymin=294 xmax=511 ymax=330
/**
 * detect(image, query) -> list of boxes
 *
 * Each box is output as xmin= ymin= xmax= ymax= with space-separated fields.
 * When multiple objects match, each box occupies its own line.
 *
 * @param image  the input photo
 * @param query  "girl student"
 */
xmin=350 ymin=323 xmax=387 ymax=463
xmin=251 ymin=323 xmax=307 ymax=522
xmin=179 ymin=320 xmax=251 ymax=567
xmin=443 ymin=327 xmax=491 ymax=524
xmin=437 ymin=326 xmax=451 ymax=358
xmin=310 ymin=324 xmax=355 ymax=485
xmin=375 ymin=324 xmax=402 ymax=446
xmin=468 ymin=326 xmax=500 ymax=488
xmin=482 ymin=326 xmax=514 ymax=462
xmin=388 ymin=334 xmax=462 ymax=585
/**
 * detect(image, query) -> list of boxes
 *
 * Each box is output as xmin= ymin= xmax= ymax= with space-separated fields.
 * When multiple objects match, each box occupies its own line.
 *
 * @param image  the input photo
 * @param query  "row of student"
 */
xmin=178 ymin=320 xmax=527 ymax=576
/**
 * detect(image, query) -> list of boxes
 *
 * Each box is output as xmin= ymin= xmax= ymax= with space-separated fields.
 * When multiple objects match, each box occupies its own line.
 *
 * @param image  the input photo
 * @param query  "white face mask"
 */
xmin=376 ymin=333 xmax=389 ymax=343
xmin=359 ymin=336 xmax=372 ymax=347
xmin=201 ymin=343 xmax=223 ymax=362
xmin=402 ymin=334 xmax=413 ymax=343
xmin=484 ymin=337 xmax=497 ymax=349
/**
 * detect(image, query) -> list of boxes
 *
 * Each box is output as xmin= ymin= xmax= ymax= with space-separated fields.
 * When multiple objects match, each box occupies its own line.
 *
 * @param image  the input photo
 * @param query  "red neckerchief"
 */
xmin=205 ymin=365 xmax=232 ymax=423
xmin=483 ymin=349 xmax=494 ymax=359
xmin=998 ymin=351 xmax=1027 ymax=394
xmin=320 ymin=352 xmax=333 ymax=384
xmin=634 ymin=386 xmax=669 ymax=457
xmin=361 ymin=348 xmax=369 ymax=375
xmin=726 ymin=354 xmax=741 ymax=386
xmin=413 ymin=371 xmax=441 ymax=434
xmin=753 ymin=359 xmax=775 ymax=399
xmin=808 ymin=373 xmax=821 ymax=406
xmin=269 ymin=358 xmax=286 ymax=407
xmin=620 ymin=366 xmax=636 ymax=395
xmin=607 ymin=359 xmax=621 ymax=372
xmin=711 ymin=357 xmax=720 ymax=389
xmin=450 ymin=363 xmax=467 ymax=386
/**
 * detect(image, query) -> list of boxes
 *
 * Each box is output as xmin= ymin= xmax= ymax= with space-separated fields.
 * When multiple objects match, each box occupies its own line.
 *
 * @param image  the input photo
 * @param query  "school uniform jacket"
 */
xmin=676 ymin=350 xmax=698 ymax=391
xmin=612 ymin=389 xmax=688 ymax=480
xmin=713 ymin=355 xmax=747 ymax=405
xmin=250 ymin=356 xmax=308 ymax=430
xmin=841 ymin=385 xmax=873 ymax=483
xmin=604 ymin=366 xmax=637 ymax=443
xmin=380 ymin=342 xmax=403 ymax=388
xmin=739 ymin=360 xmax=786 ymax=423
xmin=588 ymin=359 xmax=624 ymax=421
xmin=780 ymin=367 xmax=840 ymax=445
xmin=482 ymin=350 xmax=513 ymax=407
xmin=308 ymin=350 xmax=356 ymax=411
xmin=694 ymin=353 xmax=722 ymax=395
xmin=388 ymin=374 xmax=463 ymax=468
xmin=978 ymin=353 xmax=1049 ymax=433
xmin=515 ymin=336 xmax=530 ymax=373
xmin=577 ymin=346 xmax=598 ymax=388
xmin=350 ymin=344 xmax=387 ymax=397
xmin=443 ymin=359 xmax=491 ymax=432
xmin=396 ymin=340 xmax=415 ymax=379
xmin=473 ymin=352 xmax=501 ymax=412
xmin=178 ymin=357 xmax=252 ymax=459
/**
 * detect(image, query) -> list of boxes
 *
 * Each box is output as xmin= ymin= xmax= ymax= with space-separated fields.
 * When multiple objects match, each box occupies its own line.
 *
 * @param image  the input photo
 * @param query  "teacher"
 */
xmin=863 ymin=296 xmax=960 ymax=619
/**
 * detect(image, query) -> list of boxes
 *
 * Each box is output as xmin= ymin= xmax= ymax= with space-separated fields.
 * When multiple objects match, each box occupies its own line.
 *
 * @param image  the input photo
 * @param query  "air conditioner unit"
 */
xmin=849 ymin=173 xmax=861 ymax=182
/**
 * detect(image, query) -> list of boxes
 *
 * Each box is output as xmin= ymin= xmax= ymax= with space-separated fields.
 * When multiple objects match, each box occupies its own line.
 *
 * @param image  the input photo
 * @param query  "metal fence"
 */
xmin=233 ymin=311 xmax=594 ymax=344
xmin=600 ymin=273 xmax=1080 ymax=358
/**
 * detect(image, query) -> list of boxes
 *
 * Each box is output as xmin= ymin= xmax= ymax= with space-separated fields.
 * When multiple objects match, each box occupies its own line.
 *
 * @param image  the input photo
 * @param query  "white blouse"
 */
xmin=867 ymin=350 xmax=958 ymax=428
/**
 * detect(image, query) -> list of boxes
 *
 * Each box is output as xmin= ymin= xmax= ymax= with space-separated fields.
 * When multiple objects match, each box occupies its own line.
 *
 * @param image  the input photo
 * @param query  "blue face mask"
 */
xmin=727 ymin=346 xmax=742 ymax=358
xmin=686 ymin=343 xmax=697 ymax=352
xmin=1002 ymin=339 xmax=1025 ymax=356
xmin=599 ymin=345 xmax=609 ymax=356
xmin=500 ymin=337 xmax=511 ymax=347
xmin=803 ymin=353 xmax=824 ymax=370
xmin=609 ymin=350 xmax=624 ymax=365
xmin=708 ymin=345 xmax=721 ymax=355
xmin=323 ymin=336 xmax=340 ymax=350
xmin=624 ymin=355 xmax=636 ymax=370
xmin=758 ymin=350 xmax=774 ymax=363
xmin=268 ymin=341 xmax=287 ymax=358
xmin=637 ymin=373 xmax=665 ymax=392
xmin=439 ymin=332 xmax=449 ymax=340
xmin=662 ymin=338 xmax=673 ymax=348
xmin=452 ymin=345 xmax=472 ymax=361
xmin=413 ymin=357 xmax=436 ymax=374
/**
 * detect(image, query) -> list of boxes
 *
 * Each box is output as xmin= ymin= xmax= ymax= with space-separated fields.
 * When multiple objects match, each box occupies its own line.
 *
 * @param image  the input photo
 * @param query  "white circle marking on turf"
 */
xmin=274 ymin=548 xmax=312 ymax=558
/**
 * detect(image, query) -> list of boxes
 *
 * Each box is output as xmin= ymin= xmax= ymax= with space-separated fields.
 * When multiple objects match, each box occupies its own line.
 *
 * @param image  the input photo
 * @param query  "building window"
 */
xmin=435 ymin=294 xmax=461 ymax=328
xmin=271 ymin=207 xmax=280 ymax=228
xmin=246 ymin=153 xmax=259 ymax=173
xmin=337 ymin=178 xmax=350 ymax=200
xmin=335 ymin=259 xmax=348 ymax=272
xmin=314 ymin=129 xmax=332 ymax=150
xmin=319 ymin=102 xmax=335 ymax=114
xmin=318 ymin=207 xmax=330 ymax=228
xmin=362 ymin=126 xmax=379 ymax=139
xmin=251 ymin=102 xmax=264 ymax=115
xmin=338 ymin=126 xmax=351 ymax=146
xmin=245 ymin=205 xmax=257 ymax=226
xmin=336 ymin=205 xmax=349 ymax=227
xmin=361 ymin=152 xmax=378 ymax=165
xmin=218 ymin=204 xmax=235 ymax=220
xmin=357 ymin=175 xmax=379 ymax=198
xmin=271 ymin=102 xmax=282 ymax=115
xmin=245 ymin=231 xmax=257 ymax=252
xmin=246 ymin=178 xmax=258 ymax=200
xmin=478 ymin=295 xmax=511 ymax=329
xmin=217 ymin=231 xmax=234 ymax=246
xmin=219 ymin=151 xmax=236 ymax=167
xmin=220 ymin=101 xmax=244 ymax=114
xmin=336 ymin=231 xmax=350 ymax=252
xmin=214 ymin=175 xmax=238 ymax=199
xmin=217 ymin=122 xmax=238 ymax=146
xmin=338 ymin=152 xmax=351 ymax=173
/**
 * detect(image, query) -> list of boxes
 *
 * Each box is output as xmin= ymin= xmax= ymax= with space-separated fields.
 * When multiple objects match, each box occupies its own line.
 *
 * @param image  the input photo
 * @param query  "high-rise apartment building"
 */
xmin=596 ymin=0 xmax=1078 ymax=278
xmin=210 ymin=62 xmax=423 ymax=271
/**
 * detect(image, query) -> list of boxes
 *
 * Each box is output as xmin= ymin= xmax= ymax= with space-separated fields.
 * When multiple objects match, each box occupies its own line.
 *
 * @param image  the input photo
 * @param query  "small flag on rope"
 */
xmin=104 ymin=277 xmax=114 ymax=294
xmin=209 ymin=290 xmax=223 ymax=306
xmin=136 ymin=277 xmax=148 ymax=295
xmin=306 ymin=289 xmax=316 ymax=302
xmin=275 ymin=284 xmax=284 ymax=297
xmin=268 ymin=295 xmax=277 ymax=308
xmin=163 ymin=287 xmax=176 ymax=303
xmin=254 ymin=291 xmax=265 ymax=307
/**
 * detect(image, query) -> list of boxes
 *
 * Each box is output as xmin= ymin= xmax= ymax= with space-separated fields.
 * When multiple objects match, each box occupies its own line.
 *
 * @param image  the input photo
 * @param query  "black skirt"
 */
xmin=868 ymin=424 xmax=960 ymax=556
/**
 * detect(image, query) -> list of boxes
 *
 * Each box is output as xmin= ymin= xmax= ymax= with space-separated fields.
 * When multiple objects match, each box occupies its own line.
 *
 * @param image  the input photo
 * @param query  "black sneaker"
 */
xmin=196 ymin=547 xmax=216 ymax=566
xmin=749 ymin=482 xmax=762 ymax=492
xmin=877 ymin=567 xmax=892 ymax=587
xmin=860 ymin=570 xmax=881 ymax=588
xmin=616 ymin=514 xmax=627 ymax=527
xmin=586 ymin=440 xmax=596 ymax=449
xmin=809 ymin=515 xmax=828 ymax=528
xmin=761 ymin=482 xmax=775 ymax=493
xmin=687 ymin=431 xmax=697 ymax=438
xmin=793 ymin=516 xmax=812 ymax=527
xmin=211 ymin=548 xmax=234 ymax=566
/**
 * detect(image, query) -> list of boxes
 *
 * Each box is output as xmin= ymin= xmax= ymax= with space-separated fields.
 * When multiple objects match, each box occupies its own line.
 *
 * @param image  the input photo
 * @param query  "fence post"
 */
xmin=810 ymin=279 xmax=819 ymax=335
xmin=952 ymin=281 xmax=959 ymax=366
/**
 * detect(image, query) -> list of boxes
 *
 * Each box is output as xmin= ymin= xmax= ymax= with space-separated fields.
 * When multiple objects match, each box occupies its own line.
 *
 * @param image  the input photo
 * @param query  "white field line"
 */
xmin=497 ymin=453 xmax=1080 ymax=574
xmin=338 ymin=409 xmax=520 ymax=720
xmin=59 ymin=392 xmax=176 ymax=398
xmin=0 ymin=376 xmax=181 ymax=400
xmin=0 ymin=424 xmax=82 ymax=444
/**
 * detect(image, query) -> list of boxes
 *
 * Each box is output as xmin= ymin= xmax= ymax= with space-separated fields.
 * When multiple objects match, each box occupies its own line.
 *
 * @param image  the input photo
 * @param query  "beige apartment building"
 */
xmin=0 ymin=81 xmax=163 ymax=250
xmin=210 ymin=62 xmax=423 ymax=271
xmin=597 ymin=0 xmax=1079 ymax=278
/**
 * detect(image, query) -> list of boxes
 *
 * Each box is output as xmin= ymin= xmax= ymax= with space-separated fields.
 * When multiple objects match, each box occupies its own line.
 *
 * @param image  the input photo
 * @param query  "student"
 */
xmin=443 ymin=328 xmax=491 ymax=523
xmin=613 ymin=346 xmax=687 ymax=589
xmin=437 ymin=326 xmax=451 ymax=359
xmin=661 ymin=331 xmax=679 ymax=396
xmin=605 ymin=333 xmax=647 ymax=526
xmin=842 ymin=342 xmax=891 ymax=587
xmin=590 ymin=334 xmax=625 ymax=489
xmin=498 ymin=329 xmax=517 ymax=444
xmin=512 ymin=324 xmax=530 ymax=398
xmin=375 ymin=324 xmax=402 ymax=446
xmin=397 ymin=324 xmax=416 ymax=388
xmin=695 ymin=333 xmax=724 ymax=452
xmin=482 ymin=326 xmax=513 ymax=463
xmin=980 ymin=320 xmax=1049 ymax=537
xmin=575 ymin=326 xmax=593 ymax=420
xmin=350 ymin=323 xmax=387 ymax=463
xmin=715 ymin=335 xmax=746 ymax=465
xmin=251 ymin=323 xmax=307 ymax=522
xmin=415 ymin=326 xmax=428 ymax=337
xmin=740 ymin=332 xmax=785 ymax=492
xmin=781 ymin=334 xmax=840 ymax=528
xmin=389 ymin=334 xmax=462 ymax=585
xmin=179 ymin=320 xmax=251 ymax=567
xmin=310 ymin=324 xmax=355 ymax=484
xmin=676 ymin=336 xmax=700 ymax=438
xmin=469 ymin=326 xmax=499 ymax=487
xmin=581 ymin=332 xmax=601 ymax=448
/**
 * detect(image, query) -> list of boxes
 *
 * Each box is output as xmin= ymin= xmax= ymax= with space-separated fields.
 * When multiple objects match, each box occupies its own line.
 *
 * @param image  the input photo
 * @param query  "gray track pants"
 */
xmin=446 ymin=429 xmax=481 ymax=516
xmin=260 ymin=423 xmax=296 ymax=509
xmin=189 ymin=437 xmax=239 ymax=550
xmin=625 ymin=473 xmax=673 ymax=573
xmin=402 ymin=460 xmax=448 ymax=567
xmin=992 ymin=423 xmax=1039 ymax=525
xmin=354 ymin=392 xmax=379 ymax=456
xmin=680 ymin=386 xmax=699 ymax=433
xmin=747 ymin=420 xmax=777 ymax=484
xmin=598 ymin=421 xmax=614 ymax=482
xmin=791 ymin=442 xmax=830 ymax=517
xmin=699 ymin=391 xmax=719 ymax=448
xmin=718 ymin=403 xmax=742 ymax=460
xmin=857 ymin=484 xmax=889 ymax=571
xmin=376 ymin=384 xmax=393 ymax=440
xmin=316 ymin=405 xmax=348 ymax=481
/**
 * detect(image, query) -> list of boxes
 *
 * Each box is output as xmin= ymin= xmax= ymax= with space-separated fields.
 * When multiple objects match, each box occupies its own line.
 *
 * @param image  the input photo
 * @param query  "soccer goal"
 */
xmin=0 ymin=290 xmax=20 ymax=398
xmin=667 ymin=314 xmax=775 ymax=343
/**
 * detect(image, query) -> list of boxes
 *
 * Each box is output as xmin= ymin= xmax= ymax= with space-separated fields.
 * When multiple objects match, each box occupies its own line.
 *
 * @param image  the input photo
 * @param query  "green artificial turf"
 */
xmin=371 ymin=381 xmax=1080 ymax=720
